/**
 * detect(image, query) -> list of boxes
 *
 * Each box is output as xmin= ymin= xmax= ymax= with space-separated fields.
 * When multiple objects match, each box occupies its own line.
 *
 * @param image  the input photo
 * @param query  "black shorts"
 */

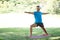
xmin=35 ymin=23 xmax=44 ymax=27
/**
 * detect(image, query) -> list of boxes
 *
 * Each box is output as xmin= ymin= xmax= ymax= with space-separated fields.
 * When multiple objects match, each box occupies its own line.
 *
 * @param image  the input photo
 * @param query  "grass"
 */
xmin=0 ymin=28 xmax=60 ymax=40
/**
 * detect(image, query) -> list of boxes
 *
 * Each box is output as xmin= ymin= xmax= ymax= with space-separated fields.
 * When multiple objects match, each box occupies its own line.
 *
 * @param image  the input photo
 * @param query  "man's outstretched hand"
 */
xmin=43 ymin=13 xmax=49 ymax=15
xmin=24 ymin=11 xmax=34 ymax=14
xmin=24 ymin=12 xmax=28 ymax=13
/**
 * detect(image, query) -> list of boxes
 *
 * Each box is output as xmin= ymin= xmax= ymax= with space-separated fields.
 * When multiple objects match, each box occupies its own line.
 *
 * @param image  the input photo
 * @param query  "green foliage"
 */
xmin=51 ymin=0 xmax=60 ymax=14
xmin=0 ymin=0 xmax=60 ymax=14
xmin=0 ymin=0 xmax=10 ymax=1
xmin=0 ymin=0 xmax=41 ymax=13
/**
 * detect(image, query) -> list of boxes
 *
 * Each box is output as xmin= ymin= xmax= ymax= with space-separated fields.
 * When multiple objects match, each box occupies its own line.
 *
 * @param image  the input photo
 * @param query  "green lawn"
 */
xmin=0 ymin=28 xmax=60 ymax=40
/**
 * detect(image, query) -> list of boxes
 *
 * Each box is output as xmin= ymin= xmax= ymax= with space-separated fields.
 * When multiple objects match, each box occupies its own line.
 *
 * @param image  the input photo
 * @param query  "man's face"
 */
xmin=36 ymin=7 xmax=40 ymax=11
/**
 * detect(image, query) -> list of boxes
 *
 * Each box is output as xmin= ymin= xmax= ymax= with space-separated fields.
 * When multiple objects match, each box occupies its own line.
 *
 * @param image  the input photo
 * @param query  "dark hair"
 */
xmin=36 ymin=6 xmax=41 ymax=8
xmin=37 ymin=6 xmax=40 ymax=7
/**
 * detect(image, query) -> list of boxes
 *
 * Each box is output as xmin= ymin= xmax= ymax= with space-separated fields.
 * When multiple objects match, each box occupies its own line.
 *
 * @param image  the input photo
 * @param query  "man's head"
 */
xmin=36 ymin=6 xmax=41 ymax=11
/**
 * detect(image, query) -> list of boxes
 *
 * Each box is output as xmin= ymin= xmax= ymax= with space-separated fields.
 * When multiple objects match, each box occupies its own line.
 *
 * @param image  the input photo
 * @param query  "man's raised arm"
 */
xmin=24 ymin=12 xmax=34 ymax=14
xmin=42 ymin=13 xmax=49 ymax=15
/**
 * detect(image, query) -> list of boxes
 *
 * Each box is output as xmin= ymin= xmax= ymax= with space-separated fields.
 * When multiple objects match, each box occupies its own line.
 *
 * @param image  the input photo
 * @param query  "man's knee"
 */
xmin=30 ymin=25 xmax=33 ymax=27
xmin=30 ymin=24 xmax=37 ymax=27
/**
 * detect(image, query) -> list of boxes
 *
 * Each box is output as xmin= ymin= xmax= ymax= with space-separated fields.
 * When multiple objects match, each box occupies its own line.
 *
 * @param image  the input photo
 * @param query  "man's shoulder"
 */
xmin=34 ymin=11 xmax=42 ymax=13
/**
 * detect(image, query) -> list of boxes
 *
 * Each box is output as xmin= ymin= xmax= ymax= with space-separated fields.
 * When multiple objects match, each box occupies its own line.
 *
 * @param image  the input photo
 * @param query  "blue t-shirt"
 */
xmin=34 ymin=11 xmax=43 ymax=23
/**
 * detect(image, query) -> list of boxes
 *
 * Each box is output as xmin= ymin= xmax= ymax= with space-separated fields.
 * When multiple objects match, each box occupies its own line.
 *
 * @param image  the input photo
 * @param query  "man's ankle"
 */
xmin=46 ymin=33 xmax=48 ymax=35
xmin=43 ymin=34 xmax=48 ymax=36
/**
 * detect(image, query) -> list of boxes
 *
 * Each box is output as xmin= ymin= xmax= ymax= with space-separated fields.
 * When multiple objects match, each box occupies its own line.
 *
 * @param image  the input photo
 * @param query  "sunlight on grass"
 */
xmin=49 ymin=36 xmax=60 ymax=40
xmin=32 ymin=32 xmax=37 ymax=34
xmin=0 ymin=28 xmax=60 ymax=40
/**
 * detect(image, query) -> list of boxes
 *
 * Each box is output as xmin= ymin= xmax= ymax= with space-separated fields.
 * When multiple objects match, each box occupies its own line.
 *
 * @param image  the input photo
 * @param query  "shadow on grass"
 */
xmin=0 ymin=28 xmax=60 ymax=40
xmin=0 ymin=34 xmax=49 ymax=40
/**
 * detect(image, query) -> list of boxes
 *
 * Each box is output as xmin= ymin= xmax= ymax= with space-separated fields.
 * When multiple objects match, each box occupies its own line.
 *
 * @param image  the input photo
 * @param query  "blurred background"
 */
xmin=0 ymin=0 xmax=60 ymax=40
xmin=0 ymin=0 xmax=60 ymax=28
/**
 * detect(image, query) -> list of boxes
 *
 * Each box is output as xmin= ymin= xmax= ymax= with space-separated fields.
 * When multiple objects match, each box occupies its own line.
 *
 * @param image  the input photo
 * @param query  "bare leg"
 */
xmin=41 ymin=27 xmax=48 ymax=35
xmin=30 ymin=26 xmax=32 ymax=37
xmin=30 ymin=24 xmax=37 ymax=37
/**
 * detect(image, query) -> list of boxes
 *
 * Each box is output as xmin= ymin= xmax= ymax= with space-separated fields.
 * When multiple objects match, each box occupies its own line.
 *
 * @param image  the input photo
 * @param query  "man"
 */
xmin=25 ymin=6 xmax=48 ymax=37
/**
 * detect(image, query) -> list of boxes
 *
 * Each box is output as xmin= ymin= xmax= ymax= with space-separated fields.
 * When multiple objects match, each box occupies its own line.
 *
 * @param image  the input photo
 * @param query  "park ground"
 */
xmin=0 ymin=28 xmax=60 ymax=40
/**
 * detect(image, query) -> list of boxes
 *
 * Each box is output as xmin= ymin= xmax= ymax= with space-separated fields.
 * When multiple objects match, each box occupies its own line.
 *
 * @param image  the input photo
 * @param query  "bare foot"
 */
xmin=42 ymin=34 xmax=48 ymax=36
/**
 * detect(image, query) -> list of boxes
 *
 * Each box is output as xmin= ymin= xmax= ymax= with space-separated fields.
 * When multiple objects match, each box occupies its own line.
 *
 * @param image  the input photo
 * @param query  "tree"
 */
xmin=0 ymin=0 xmax=9 ymax=4
xmin=53 ymin=0 xmax=60 ymax=14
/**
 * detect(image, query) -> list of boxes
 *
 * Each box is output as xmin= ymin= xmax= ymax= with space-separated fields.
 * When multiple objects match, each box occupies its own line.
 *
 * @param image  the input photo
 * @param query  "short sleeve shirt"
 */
xmin=34 ymin=11 xmax=43 ymax=23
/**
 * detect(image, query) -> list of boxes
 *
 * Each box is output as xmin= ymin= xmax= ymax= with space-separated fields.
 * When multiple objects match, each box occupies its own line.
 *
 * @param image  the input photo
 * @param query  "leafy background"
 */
xmin=0 ymin=0 xmax=60 ymax=14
